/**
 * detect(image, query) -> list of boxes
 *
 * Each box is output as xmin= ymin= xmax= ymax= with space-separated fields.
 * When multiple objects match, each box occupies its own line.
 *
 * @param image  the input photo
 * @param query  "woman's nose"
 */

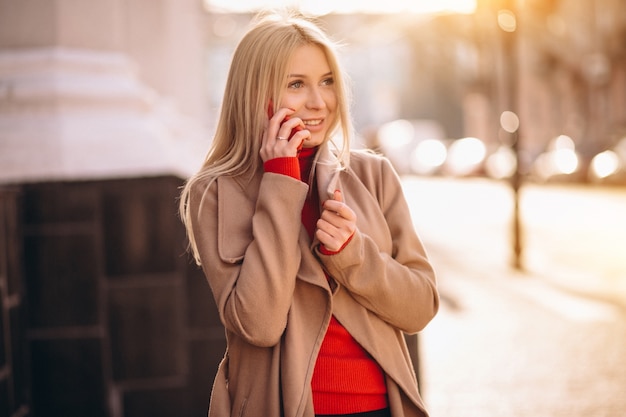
xmin=306 ymin=87 xmax=326 ymax=110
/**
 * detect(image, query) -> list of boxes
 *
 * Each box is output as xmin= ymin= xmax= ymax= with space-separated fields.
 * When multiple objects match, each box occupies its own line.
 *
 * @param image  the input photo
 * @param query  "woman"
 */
xmin=179 ymin=10 xmax=439 ymax=417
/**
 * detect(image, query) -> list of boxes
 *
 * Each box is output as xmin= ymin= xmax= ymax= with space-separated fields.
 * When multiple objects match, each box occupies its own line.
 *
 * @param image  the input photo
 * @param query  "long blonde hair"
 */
xmin=179 ymin=10 xmax=353 ymax=264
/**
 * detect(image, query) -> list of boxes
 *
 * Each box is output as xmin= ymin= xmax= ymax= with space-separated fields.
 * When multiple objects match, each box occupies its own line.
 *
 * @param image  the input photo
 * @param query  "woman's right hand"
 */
xmin=260 ymin=107 xmax=309 ymax=162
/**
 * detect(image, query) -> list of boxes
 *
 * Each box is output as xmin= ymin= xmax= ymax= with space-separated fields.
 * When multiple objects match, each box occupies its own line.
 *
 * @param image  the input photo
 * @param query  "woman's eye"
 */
xmin=288 ymin=81 xmax=303 ymax=89
xmin=322 ymin=77 xmax=334 ymax=86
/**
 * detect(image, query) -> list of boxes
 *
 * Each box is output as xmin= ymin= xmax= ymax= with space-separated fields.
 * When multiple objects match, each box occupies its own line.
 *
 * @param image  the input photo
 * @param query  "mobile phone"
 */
xmin=267 ymin=101 xmax=303 ymax=141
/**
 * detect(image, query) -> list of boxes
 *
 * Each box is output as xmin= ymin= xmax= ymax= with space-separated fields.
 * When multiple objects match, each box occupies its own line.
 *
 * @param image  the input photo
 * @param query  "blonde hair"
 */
xmin=179 ymin=9 xmax=353 ymax=264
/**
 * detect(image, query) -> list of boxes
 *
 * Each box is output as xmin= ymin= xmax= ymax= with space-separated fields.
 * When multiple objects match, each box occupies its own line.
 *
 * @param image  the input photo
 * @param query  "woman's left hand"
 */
xmin=316 ymin=190 xmax=356 ymax=252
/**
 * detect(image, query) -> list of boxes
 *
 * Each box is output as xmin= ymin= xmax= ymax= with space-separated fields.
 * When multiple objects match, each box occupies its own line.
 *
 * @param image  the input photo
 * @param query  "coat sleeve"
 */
xmin=189 ymin=173 xmax=308 ymax=347
xmin=316 ymin=155 xmax=439 ymax=334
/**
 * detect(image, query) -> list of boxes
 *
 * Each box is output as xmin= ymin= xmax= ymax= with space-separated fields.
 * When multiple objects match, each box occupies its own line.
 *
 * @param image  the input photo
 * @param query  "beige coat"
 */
xmin=189 ymin=145 xmax=439 ymax=417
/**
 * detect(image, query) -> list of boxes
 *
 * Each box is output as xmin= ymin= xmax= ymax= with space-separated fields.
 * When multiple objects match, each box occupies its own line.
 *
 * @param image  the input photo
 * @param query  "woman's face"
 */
xmin=280 ymin=44 xmax=337 ymax=148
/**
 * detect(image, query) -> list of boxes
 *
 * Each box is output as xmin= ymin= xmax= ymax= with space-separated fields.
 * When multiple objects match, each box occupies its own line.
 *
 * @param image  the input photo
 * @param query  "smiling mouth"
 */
xmin=303 ymin=119 xmax=323 ymax=126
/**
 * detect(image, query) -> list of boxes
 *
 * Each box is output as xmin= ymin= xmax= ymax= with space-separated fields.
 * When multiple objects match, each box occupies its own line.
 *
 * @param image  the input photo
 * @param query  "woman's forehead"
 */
xmin=287 ymin=44 xmax=331 ymax=76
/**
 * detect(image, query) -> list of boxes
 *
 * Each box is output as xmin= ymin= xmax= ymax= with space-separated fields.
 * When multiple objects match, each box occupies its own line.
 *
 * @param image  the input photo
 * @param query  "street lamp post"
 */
xmin=498 ymin=0 xmax=524 ymax=270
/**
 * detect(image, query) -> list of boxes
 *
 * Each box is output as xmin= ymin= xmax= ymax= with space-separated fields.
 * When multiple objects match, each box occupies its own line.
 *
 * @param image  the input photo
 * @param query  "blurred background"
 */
xmin=1 ymin=0 xmax=625 ymax=416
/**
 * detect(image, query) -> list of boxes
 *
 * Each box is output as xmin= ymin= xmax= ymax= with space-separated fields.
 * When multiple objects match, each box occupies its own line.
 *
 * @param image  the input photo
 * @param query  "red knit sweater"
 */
xmin=264 ymin=148 xmax=388 ymax=414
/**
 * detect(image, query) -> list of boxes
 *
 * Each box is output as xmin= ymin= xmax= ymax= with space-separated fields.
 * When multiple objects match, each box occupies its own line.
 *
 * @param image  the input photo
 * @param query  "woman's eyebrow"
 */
xmin=288 ymin=71 xmax=333 ymax=78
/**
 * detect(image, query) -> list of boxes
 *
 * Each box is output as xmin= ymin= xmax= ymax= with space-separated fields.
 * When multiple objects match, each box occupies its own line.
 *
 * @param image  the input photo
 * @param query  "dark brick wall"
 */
xmin=0 ymin=187 xmax=29 ymax=417
xmin=3 ymin=177 xmax=225 ymax=417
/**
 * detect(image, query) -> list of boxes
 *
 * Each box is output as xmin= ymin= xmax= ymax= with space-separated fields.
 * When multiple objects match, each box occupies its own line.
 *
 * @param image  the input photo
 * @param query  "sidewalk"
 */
xmin=401 ymin=176 xmax=626 ymax=308
xmin=408 ymin=178 xmax=626 ymax=417
xmin=520 ymin=182 xmax=626 ymax=308
xmin=418 ymin=247 xmax=626 ymax=417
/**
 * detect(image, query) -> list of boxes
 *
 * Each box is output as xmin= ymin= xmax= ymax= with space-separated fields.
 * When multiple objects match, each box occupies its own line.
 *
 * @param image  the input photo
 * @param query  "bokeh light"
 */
xmin=533 ymin=135 xmax=580 ymax=180
xmin=590 ymin=150 xmax=620 ymax=179
xmin=500 ymin=111 xmax=520 ymax=133
xmin=410 ymin=139 xmax=448 ymax=174
xmin=497 ymin=9 xmax=517 ymax=32
xmin=485 ymin=145 xmax=517 ymax=179
xmin=445 ymin=137 xmax=486 ymax=176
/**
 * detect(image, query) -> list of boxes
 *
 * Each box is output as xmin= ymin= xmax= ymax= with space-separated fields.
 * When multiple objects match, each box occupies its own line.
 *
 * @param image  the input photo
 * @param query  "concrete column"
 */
xmin=0 ymin=0 xmax=208 ymax=184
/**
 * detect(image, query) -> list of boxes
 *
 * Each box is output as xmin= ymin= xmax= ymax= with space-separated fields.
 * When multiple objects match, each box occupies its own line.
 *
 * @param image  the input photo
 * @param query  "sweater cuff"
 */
xmin=319 ymin=232 xmax=355 ymax=256
xmin=263 ymin=157 xmax=301 ymax=180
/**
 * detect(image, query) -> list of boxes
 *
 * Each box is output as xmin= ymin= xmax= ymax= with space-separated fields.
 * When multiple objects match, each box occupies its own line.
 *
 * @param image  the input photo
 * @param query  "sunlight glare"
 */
xmin=204 ymin=0 xmax=476 ymax=15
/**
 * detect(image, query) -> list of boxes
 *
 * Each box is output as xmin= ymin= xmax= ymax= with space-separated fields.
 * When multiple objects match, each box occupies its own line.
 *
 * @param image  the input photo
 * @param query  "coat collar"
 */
xmin=315 ymin=143 xmax=344 ymax=202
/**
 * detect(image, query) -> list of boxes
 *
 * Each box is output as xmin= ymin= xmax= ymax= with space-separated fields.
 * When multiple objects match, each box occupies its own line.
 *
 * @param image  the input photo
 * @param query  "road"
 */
xmin=401 ymin=177 xmax=626 ymax=417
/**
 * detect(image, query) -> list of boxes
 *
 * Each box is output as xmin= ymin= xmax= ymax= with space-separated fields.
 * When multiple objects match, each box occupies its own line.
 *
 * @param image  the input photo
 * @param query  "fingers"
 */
xmin=332 ymin=189 xmax=342 ymax=202
xmin=315 ymin=217 xmax=353 ymax=252
xmin=321 ymin=191 xmax=354 ymax=222
xmin=269 ymin=108 xmax=302 ymax=142
xmin=316 ymin=190 xmax=356 ymax=251
xmin=260 ymin=108 xmax=308 ymax=162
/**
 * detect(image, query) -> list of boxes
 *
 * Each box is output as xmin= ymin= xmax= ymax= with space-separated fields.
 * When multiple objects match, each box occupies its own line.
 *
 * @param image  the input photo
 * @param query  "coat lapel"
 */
xmin=315 ymin=145 xmax=343 ymax=201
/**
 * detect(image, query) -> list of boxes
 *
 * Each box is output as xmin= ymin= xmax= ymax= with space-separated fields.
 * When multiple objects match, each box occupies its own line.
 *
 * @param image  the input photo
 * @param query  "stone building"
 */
xmin=0 ymin=1 xmax=222 ymax=416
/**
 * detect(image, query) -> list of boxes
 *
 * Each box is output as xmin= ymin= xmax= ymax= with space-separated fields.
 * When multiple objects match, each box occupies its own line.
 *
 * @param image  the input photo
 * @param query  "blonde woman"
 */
xmin=179 ymin=10 xmax=439 ymax=417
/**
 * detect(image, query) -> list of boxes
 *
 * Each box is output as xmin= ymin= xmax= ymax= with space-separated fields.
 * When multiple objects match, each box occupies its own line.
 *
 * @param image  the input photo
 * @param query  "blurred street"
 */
xmin=403 ymin=177 xmax=626 ymax=417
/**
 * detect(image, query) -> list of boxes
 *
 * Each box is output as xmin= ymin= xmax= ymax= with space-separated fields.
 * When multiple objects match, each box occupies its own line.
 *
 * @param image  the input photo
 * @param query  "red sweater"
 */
xmin=264 ymin=148 xmax=388 ymax=414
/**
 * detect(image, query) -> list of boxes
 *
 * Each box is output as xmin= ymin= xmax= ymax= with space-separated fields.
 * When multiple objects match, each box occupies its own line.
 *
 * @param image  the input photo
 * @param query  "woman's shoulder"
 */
xmin=342 ymin=148 xmax=403 ymax=202
xmin=347 ymin=148 xmax=397 ymax=176
xmin=189 ymin=171 xmax=255 ymax=198
xmin=349 ymin=147 xmax=386 ymax=161
xmin=187 ymin=172 xmax=238 ymax=211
